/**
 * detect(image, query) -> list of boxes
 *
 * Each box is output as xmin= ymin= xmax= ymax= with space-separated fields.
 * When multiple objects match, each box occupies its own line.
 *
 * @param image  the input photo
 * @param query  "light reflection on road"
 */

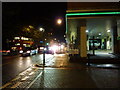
xmin=2 ymin=53 xmax=61 ymax=85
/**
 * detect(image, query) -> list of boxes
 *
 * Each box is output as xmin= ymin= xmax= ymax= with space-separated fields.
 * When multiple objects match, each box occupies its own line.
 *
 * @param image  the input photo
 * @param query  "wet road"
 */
xmin=1 ymin=53 xmax=120 ymax=88
xmin=2 ymin=54 xmax=54 ymax=85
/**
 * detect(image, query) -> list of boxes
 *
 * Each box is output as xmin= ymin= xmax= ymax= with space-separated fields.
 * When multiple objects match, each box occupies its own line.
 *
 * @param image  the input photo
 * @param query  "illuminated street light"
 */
xmin=57 ymin=18 xmax=62 ymax=25
xmin=39 ymin=27 xmax=45 ymax=32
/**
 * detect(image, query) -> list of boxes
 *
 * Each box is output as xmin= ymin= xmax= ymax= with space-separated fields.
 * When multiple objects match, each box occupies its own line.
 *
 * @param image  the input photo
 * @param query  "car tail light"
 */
xmin=6 ymin=50 xmax=10 ymax=52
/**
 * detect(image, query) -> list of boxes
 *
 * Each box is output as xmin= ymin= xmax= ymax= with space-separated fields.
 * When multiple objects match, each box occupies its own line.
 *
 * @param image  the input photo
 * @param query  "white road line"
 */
xmin=26 ymin=71 xmax=43 ymax=88
xmin=28 ymin=72 xmax=34 ymax=75
xmin=11 ymin=82 xmax=22 ymax=88
xmin=21 ymin=76 xmax=29 ymax=81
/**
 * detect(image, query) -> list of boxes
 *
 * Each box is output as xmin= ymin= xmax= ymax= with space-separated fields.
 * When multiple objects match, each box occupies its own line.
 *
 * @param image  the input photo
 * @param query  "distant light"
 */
xmin=21 ymin=37 xmax=29 ymax=40
xmin=97 ymin=37 xmax=99 ymax=39
xmin=6 ymin=50 xmax=10 ymax=53
xmin=14 ymin=37 xmax=20 ymax=40
xmin=26 ymin=28 xmax=30 ymax=31
xmin=40 ymin=41 xmax=43 ymax=43
xmin=27 ymin=51 xmax=31 ymax=53
xmin=60 ymin=45 xmax=64 ymax=49
xmin=86 ymin=30 xmax=89 ymax=32
xmin=44 ymin=48 xmax=47 ymax=51
xmin=107 ymin=30 xmax=111 ymax=32
xmin=99 ymin=33 xmax=101 ymax=35
xmin=19 ymin=50 xmax=23 ymax=53
xmin=40 ymin=47 xmax=44 ymax=50
xmin=46 ymin=43 xmax=49 ymax=45
xmin=20 ymin=47 xmax=22 ymax=50
xmin=51 ymin=45 xmax=59 ymax=53
xmin=23 ymin=44 xmax=26 ymax=47
xmin=16 ymin=43 xmax=20 ymax=46
xmin=29 ymin=25 xmax=34 ymax=29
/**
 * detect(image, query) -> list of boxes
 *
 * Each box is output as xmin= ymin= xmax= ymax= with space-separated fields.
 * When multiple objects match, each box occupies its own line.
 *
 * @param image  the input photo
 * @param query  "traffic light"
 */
xmin=46 ymin=43 xmax=49 ymax=45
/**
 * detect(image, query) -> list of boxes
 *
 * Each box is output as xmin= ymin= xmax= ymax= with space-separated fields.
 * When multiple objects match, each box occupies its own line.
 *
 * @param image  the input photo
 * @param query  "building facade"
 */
xmin=11 ymin=36 xmax=34 ymax=51
xmin=66 ymin=2 xmax=120 ymax=58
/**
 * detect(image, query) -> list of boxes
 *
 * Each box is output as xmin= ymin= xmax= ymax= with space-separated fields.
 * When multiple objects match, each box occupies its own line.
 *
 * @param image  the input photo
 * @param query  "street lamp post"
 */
xmin=39 ymin=27 xmax=46 ymax=67
xmin=43 ymin=38 xmax=47 ymax=66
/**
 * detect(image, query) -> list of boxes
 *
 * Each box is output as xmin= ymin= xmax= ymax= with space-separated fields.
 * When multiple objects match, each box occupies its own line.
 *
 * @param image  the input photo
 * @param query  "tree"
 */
xmin=21 ymin=25 xmax=44 ymax=46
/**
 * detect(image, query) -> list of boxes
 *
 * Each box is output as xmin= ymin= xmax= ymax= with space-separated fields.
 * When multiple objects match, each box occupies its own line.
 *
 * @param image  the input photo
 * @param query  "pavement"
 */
xmin=1 ymin=53 xmax=120 ymax=89
xmin=69 ymin=53 xmax=120 ymax=68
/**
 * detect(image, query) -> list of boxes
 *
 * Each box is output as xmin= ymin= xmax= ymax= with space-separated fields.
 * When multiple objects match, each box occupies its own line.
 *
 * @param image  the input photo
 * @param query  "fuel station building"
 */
xmin=66 ymin=2 xmax=120 ymax=58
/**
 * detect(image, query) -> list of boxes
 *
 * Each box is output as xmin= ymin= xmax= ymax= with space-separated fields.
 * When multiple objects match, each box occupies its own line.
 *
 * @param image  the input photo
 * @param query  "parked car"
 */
xmin=19 ymin=47 xmax=38 ymax=56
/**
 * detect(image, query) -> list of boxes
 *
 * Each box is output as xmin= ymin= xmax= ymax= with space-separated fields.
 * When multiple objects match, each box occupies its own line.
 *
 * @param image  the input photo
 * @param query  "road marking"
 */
xmin=28 ymin=72 xmax=34 ymax=75
xmin=0 ymin=82 xmax=11 ymax=89
xmin=12 ymin=76 xmax=20 ymax=81
xmin=26 ymin=68 xmax=32 ymax=72
xmin=21 ymin=76 xmax=29 ymax=81
xmin=26 ymin=71 xmax=43 ymax=88
xmin=11 ymin=82 xmax=22 ymax=88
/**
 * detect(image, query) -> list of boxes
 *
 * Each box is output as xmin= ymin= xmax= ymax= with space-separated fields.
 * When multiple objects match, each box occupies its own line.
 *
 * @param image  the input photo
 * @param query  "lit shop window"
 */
xmin=14 ymin=37 xmax=20 ymax=40
xmin=15 ymin=43 xmax=20 ymax=46
xmin=21 ymin=37 xmax=29 ymax=40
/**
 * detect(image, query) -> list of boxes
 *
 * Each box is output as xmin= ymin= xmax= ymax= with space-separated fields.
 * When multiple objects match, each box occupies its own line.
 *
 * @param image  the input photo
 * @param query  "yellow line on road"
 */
xmin=11 ymin=82 xmax=22 ymax=88
xmin=0 ymin=82 xmax=11 ymax=89
xmin=12 ymin=76 xmax=20 ymax=81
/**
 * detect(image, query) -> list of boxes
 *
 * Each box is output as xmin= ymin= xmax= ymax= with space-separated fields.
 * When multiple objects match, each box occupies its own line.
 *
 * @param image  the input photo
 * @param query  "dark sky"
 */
xmin=3 ymin=2 xmax=67 ymax=42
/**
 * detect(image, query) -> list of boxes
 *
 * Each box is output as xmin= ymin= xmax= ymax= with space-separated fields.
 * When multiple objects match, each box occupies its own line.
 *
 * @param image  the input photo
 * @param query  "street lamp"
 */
xmin=57 ymin=18 xmax=62 ymax=25
xmin=39 ymin=27 xmax=45 ymax=32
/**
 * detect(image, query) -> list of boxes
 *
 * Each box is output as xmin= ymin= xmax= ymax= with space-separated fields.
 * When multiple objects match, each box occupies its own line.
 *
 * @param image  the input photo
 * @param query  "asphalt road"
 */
xmin=2 ymin=53 xmax=54 ymax=85
xmin=1 ymin=53 xmax=120 ymax=88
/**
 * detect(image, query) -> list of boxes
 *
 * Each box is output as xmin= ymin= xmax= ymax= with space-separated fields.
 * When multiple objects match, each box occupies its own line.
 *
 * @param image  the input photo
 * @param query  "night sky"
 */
xmin=2 ymin=2 xmax=67 ymax=42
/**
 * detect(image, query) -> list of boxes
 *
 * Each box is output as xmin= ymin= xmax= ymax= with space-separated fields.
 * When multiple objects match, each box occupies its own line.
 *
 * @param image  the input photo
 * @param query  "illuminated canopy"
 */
xmin=66 ymin=11 xmax=120 ymax=33
xmin=66 ymin=12 xmax=120 ymax=16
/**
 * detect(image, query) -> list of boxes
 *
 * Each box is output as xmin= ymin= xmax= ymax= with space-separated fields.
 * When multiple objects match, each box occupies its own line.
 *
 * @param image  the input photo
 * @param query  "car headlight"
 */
xmin=19 ymin=50 xmax=23 ymax=53
xmin=27 ymin=51 xmax=30 ymax=53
